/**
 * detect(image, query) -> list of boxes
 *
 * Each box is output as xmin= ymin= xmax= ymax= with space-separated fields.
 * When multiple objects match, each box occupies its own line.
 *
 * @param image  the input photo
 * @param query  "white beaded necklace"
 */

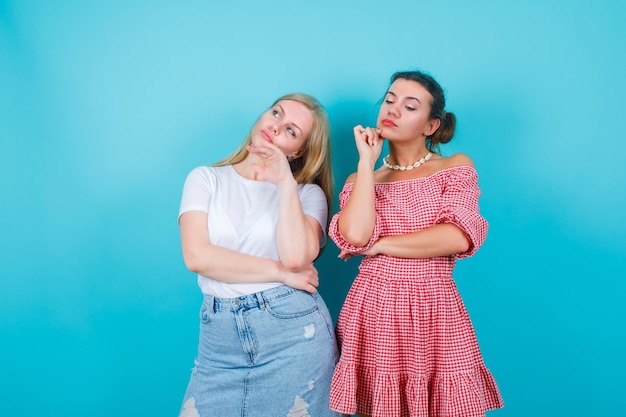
xmin=382 ymin=152 xmax=432 ymax=171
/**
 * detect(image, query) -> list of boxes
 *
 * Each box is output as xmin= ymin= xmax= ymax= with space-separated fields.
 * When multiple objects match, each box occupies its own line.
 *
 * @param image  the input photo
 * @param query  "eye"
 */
xmin=384 ymin=99 xmax=394 ymax=105
xmin=405 ymin=106 xmax=416 ymax=111
xmin=272 ymin=109 xmax=280 ymax=118
xmin=287 ymin=126 xmax=296 ymax=137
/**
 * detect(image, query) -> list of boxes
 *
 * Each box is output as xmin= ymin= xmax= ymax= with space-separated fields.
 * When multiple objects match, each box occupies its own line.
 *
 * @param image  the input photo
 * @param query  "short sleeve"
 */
xmin=178 ymin=167 xmax=214 ymax=222
xmin=298 ymin=184 xmax=329 ymax=247
xmin=328 ymin=182 xmax=383 ymax=253
xmin=436 ymin=166 xmax=488 ymax=259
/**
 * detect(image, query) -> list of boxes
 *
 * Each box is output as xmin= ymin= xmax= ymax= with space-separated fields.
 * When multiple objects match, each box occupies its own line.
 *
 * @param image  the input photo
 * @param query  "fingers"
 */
xmin=246 ymin=144 xmax=292 ymax=184
xmin=338 ymin=249 xmax=353 ymax=261
xmin=366 ymin=127 xmax=382 ymax=146
xmin=303 ymin=284 xmax=318 ymax=294
xmin=247 ymin=144 xmax=271 ymax=158
xmin=246 ymin=143 xmax=285 ymax=160
xmin=306 ymin=272 xmax=319 ymax=294
xmin=354 ymin=125 xmax=382 ymax=146
xmin=284 ymin=265 xmax=319 ymax=294
xmin=308 ymin=265 xmax=319 ymax=287
xmin=296 ymin=276 xmax=318 ymax=294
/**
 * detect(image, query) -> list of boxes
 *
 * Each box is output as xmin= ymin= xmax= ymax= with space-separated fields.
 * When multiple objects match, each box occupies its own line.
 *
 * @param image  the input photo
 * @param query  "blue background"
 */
xmin=1 ymin=1 xmax=624 ymax=415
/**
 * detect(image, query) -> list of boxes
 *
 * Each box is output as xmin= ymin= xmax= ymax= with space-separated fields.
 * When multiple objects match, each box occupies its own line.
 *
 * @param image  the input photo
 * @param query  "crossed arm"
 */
xmin=179 ymin=210 xmax=322 ymax=294
xmin=336 ymin=146 xmax=472 ymax=260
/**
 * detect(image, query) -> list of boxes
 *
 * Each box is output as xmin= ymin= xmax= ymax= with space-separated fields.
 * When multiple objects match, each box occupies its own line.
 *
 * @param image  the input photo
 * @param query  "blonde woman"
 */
xmin=177 ymin=93 xmax=340 ymax=417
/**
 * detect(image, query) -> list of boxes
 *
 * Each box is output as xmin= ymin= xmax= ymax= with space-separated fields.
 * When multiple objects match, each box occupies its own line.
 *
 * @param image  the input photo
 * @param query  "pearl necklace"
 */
xmin=382 ymin=152 xmax=432 ymax=171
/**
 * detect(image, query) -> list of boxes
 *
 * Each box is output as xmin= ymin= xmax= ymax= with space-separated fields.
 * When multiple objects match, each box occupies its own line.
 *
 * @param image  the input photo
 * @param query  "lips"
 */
xmin=381 ymin=119 xmax=397 ymax=127
xmin=261 ymin=130 xmax=273 ymax=143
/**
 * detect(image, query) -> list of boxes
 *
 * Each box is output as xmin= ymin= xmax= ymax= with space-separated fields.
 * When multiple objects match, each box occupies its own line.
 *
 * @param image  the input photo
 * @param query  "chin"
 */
xmin=380 ymin=129 xmax=397 ymax=140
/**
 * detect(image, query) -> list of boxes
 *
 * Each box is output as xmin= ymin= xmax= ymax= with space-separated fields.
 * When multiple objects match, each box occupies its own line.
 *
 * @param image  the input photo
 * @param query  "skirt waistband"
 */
xmin=203 ymin=285 xmax=301 ymax=312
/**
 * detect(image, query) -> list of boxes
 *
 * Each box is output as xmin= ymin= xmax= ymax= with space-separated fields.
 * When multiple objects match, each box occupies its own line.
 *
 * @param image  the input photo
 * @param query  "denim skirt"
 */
xmin=178 ymin=285 xmax=342 ymax=417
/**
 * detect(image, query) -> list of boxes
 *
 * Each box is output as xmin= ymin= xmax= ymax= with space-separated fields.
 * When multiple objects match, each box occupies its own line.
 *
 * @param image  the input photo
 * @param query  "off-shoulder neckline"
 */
xmin=345 ymin=165 xmax=478 ymax=187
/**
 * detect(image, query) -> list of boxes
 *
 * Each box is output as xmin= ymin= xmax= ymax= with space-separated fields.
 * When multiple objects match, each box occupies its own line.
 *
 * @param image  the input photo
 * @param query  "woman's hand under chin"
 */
xmin=246 ymin=142 xmax=294 ymax=185
xmin=353 ymin=125 xmax=383 ymax=168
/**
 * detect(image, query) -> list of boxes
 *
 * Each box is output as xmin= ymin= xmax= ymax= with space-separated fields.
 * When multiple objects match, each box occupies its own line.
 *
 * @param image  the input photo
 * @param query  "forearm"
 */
xmin=276 ymin=177 xmax=320 ymax=270
xmin=183 ymin=241 xmax=285 ymax=284
xmin=373 ymin=224 xmax=470 ymax=259
xmin=337 ymin=161 xmax=378 ymax=246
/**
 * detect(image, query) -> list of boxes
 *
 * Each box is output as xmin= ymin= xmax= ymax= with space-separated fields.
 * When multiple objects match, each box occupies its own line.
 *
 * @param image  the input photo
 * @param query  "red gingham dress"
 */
xmin=328 ymin=166 xmax=504 ymax=417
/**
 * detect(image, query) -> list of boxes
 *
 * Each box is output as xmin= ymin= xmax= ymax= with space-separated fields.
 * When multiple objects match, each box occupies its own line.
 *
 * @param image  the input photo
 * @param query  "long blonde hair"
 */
xmin=214 ymin=93 xmax=334 ymax=217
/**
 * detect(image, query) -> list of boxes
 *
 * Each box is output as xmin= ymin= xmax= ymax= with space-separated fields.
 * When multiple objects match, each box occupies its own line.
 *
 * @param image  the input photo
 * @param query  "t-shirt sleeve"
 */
xmin=328 ymin=182 xmax=383 ymax=253
xmin=436 ymin=166 xmax=488 ymax=259
xmin=178 ymin=167 xmax=213 ymax=222
xmin=299 ymin=184 xmax=329 ymax=247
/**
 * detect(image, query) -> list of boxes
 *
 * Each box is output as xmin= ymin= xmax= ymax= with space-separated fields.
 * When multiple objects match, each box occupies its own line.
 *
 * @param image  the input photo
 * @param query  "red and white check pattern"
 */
xmin=328 ymin=166 xmax=504 ymax=417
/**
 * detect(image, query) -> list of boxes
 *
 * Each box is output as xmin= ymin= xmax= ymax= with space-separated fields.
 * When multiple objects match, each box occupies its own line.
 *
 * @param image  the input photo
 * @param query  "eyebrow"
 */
xmin=277 ymin=104 xmax=302 ymax=135
xmin=387 ymin=91 xmax=421 ymax=104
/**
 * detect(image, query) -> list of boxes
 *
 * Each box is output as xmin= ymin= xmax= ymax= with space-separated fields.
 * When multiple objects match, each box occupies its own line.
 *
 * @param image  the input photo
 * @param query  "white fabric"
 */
xmin=179 ymin=165 xmax=328 ymax=297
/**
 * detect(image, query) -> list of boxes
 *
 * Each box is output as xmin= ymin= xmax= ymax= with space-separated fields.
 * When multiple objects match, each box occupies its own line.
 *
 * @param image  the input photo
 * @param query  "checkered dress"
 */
xmin=328 ymin=166 xmax=504 ymax=417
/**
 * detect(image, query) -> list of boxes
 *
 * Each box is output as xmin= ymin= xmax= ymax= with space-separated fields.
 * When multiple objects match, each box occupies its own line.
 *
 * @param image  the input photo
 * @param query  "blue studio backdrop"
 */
xmin=1 ymin=1 xmax=624 ymax=416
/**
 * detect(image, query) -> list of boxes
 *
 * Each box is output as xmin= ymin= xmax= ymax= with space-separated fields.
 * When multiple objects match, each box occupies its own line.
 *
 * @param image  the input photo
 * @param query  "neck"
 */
xmin=233 ymin=155 xmax=265 ymax=181
xmin=387 ymin=143 xmax=430 ymax=167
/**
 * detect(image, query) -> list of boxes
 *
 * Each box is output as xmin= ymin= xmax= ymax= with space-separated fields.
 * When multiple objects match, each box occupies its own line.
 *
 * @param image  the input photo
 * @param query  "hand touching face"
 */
xmin=250 ymin=100 xmax=313 ymax=160
xmin=353 ymin=125 xmax=383 ymax=168
xmin=247 ymin=100 xmax=314 ymax=183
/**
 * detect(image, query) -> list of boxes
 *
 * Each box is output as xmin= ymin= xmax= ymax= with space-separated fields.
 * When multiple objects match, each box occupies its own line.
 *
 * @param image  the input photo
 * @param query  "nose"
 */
xmin=268 ymin=124 xmax=278 ymax=134
xmin=387 ymin=103 xmax=400 ymax=117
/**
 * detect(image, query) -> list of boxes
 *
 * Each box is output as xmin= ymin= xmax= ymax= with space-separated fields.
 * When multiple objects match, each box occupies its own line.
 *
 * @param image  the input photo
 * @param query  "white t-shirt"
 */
xmin=178 ymin=165 xmax=328 ymax=297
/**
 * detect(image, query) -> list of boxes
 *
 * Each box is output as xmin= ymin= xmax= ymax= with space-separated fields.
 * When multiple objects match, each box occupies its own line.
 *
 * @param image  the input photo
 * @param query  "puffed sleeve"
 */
xmin=328 ymin=182 xmax=383 ymax=253
xmin=436 ymin=166 xmax=488 ymax=259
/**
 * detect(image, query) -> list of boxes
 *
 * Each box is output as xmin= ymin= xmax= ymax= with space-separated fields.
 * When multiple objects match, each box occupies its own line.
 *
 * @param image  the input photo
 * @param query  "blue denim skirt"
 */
xmin=178 ymin=285 xmax=342 ymax=417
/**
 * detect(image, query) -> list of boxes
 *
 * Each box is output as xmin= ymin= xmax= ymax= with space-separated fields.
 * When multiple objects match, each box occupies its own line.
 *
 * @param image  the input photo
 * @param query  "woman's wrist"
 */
xmin=277 ymin=175 xmax=297 ymax=191
xmin=272 ymin=260 xmax=287 ymax=283
xmin=357 ymin=159 xmax=376 ymax=172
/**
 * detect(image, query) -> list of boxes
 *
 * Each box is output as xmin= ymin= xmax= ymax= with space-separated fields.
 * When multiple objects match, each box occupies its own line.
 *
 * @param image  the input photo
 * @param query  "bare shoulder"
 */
xmin=442 ymin=153 xmax=475 ymax=169
xmin=344 ymin=172 xmax=358 ymax=185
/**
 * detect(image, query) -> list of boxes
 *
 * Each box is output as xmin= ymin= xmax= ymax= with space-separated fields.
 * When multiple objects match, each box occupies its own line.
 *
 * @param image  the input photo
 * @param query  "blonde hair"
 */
xmin=214 ymin=93 xmax=334 ymax=217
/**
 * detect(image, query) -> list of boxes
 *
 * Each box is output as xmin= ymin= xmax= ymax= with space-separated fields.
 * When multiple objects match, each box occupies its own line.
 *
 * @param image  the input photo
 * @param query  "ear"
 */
xmin=424 ymin=118 xmax=441 ymax=137
xmin=290 ymin=149 xmax=304 ymax=159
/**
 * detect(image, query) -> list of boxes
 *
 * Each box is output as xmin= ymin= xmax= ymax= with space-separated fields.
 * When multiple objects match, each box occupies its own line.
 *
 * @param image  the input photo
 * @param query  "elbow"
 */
xmin=454 ymin=234 xmax=471 ymax=254
xmin=282 ymin=258 xmax=309 ymax=272
xmin=342 ymin=230 xmax=372 ymax=248
xmin=280 ymin=247 xmax=319 ymax=272
xmin=339 ymin=223 xmax=372 ymax=247
xmin=184 ymin=258 xmax=201 ymax=274
xmin=337 ymin=218 xmax=374 ymax=248
xmin=182 ymin=250 xmax=204 ymax=274
xmin=441 ymin=224 xmax=471 ymax=255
